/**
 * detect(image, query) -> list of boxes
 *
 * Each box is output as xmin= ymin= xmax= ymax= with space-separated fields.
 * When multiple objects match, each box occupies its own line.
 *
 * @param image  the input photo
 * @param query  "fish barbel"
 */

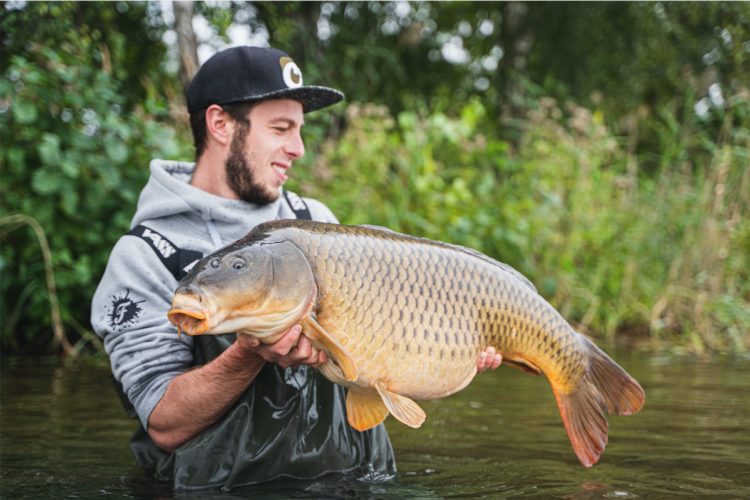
xmin=168 ymin=220 xmax=645 ymax=467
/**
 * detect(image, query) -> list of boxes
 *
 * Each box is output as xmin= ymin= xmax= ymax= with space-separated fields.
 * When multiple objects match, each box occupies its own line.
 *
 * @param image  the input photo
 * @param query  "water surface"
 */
xmin=1 ymin=353 xmax=749 ymax=498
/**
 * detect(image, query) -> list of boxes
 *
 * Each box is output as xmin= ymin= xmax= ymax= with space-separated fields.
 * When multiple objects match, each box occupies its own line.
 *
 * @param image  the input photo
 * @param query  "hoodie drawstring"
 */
xmin=200 ymin=207 xmax=223 ymax=248
xmin=205 ymin=219 xmax=223 ymax=248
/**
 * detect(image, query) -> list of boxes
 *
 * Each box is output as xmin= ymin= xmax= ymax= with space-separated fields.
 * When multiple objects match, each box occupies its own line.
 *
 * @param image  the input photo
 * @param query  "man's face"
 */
xmin=225 ymin=99 xmax=305 ymax=205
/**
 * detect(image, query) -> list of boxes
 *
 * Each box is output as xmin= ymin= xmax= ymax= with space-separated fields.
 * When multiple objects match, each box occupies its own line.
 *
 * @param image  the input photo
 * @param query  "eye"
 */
xmin=209 ymin=257 xmax=221 ymax=269
xmin=231 ymin=257 xmax=246 ymax=271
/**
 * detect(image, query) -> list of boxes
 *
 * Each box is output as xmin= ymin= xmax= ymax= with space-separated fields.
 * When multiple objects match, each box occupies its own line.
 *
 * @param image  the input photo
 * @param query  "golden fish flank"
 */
xmin=168 ymin=220 xmax=645 ymax=468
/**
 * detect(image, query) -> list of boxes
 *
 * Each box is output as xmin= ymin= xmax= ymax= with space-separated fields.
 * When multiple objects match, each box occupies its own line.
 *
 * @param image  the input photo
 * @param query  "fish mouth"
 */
xmin=168 ymin=293 xmax=212 ymax=336
xmin=167 ymin=307 xmax=210 ymax=335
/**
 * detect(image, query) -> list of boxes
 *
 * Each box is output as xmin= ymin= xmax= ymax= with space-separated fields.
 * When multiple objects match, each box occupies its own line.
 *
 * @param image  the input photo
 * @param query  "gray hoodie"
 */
xmin=91 ymin=159 xmax=337 ymax=429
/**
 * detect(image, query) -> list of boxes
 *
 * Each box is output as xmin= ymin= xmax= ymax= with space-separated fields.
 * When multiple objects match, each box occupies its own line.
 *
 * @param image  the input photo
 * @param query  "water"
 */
xmin=2 ymin=353 xmax=749 ymax=498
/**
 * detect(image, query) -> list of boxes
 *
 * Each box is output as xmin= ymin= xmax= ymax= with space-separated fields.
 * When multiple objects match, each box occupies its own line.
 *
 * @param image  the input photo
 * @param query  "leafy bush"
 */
xmin=0 ymin=38 xmax=191 ymax=353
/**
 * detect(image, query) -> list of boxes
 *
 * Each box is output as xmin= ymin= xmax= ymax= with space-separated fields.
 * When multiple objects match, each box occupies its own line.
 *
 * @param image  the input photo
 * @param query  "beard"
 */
xmin=225 ymin=122 xmax=280 ymax=205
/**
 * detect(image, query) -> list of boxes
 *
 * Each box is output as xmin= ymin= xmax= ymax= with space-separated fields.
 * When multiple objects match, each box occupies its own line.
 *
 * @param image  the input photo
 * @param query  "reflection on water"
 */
xmin=1 ymin=353 xmax=749 ymax=498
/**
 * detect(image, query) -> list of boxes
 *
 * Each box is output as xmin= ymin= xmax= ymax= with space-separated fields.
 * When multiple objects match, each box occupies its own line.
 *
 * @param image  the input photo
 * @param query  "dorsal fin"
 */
xmin=360 ymin=224 xmax=397 ymax=233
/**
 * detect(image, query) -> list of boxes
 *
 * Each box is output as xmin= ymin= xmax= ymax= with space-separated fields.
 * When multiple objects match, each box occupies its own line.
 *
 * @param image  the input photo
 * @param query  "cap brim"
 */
xmin=222 ymin=85 xmax=345 ymax=113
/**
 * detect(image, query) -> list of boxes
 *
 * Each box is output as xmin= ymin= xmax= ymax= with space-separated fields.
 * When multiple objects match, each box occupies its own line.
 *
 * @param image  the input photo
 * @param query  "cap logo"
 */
xmin=280 ymin=57 xmax=303 ymax=88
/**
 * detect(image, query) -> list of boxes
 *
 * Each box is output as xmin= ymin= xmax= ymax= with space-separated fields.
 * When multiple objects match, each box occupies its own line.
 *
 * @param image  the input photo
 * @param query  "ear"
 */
xmin=205 ymin=104 xmax=234 ymax=147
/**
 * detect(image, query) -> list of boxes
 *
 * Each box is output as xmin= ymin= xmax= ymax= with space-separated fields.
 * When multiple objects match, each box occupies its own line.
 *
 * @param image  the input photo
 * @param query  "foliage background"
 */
xmin=1 ymin=1 xmax=749 ymax=356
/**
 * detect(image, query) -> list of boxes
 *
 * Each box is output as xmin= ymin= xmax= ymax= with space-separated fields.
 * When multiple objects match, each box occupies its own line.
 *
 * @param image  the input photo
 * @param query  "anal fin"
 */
xmin=346 ymin=389 xmax=390 ymax=431
xmin=302 ymin=316 xmax=358 ymax=382
xmin=374 ymin=381 xmax=426 ymax=429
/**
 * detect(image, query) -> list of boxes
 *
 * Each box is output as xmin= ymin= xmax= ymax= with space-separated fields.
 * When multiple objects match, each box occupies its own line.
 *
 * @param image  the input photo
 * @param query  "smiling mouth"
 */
xmin=272 ymin=164 xmax=289 ymax=182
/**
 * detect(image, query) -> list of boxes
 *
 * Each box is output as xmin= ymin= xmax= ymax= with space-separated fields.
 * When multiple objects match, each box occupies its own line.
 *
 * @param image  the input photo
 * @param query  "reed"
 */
xmin=0 ymin=214 xmax=75 ymax=355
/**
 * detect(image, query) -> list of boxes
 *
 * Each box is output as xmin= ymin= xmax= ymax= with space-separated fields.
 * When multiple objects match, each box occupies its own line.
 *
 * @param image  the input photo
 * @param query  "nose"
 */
xmin=285 ymin=130 xmax=305 ymax=159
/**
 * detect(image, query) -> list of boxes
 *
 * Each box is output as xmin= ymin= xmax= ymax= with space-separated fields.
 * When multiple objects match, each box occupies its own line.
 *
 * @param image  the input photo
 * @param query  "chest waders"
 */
xmin=116 ymin=191 xmax=395 ymax=491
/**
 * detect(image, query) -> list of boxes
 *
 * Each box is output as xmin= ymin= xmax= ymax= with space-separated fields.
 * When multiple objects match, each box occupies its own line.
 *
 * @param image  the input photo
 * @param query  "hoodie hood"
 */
xmin=131 ymin=159 xmax=283 ymax=228
xmin=128 ymin=158 xmax=337 ymax=251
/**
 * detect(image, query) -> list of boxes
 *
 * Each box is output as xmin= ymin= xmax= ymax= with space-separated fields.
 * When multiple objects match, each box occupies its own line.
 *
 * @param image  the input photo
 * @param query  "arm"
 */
xmin=147 ymin=325 xmax=327 ymax=452
xmin=148 ymin=332 xmax=495 ymax=451
xmin=91 ymin=236 xmax=326 ymax=452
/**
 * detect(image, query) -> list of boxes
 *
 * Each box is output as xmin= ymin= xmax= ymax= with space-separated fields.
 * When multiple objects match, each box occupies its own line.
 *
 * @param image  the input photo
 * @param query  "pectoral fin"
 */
xmin=374 ymin=381 xmax=426 ymax=429
xmin=346 ymin=389 xmax=390 ymax=431
xmin=301 ymin=316 xmax=358 ymax=382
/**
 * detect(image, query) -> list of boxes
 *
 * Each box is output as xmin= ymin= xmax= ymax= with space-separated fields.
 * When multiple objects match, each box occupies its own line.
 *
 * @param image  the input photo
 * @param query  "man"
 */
xmin=91 ymin=46 xmax=502 ymax=491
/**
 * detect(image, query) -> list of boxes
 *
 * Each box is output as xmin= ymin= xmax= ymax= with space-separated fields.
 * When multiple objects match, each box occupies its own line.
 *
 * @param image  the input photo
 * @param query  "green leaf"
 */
xmin=61 ymin=188 xmax=78 ymax=216
xmin=31 ymin=168 xmax=62 ymax=195
xmin=38 ymin=133 xmax=62 ymax=167
xmin=7 ymin=147 xmax=26 ymax=169
xmin=105 ymin=142 xmax=128 ymax=165
xmin=12 ymin=100 xmax=38 ymax=124
xmin=61 ymin=158 xmax=80 ymax=178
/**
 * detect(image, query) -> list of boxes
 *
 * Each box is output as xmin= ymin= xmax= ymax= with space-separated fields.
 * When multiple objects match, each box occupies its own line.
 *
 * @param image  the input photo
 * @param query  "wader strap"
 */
xmin=127 ymin=225 xmax=204 ymax=281
xmin=283 ymin=190 xmax=312 ymax=221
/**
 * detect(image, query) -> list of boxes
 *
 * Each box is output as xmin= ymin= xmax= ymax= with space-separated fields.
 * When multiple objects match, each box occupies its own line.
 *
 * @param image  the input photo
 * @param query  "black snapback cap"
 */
xmin=186 ymin=46 xmax=344 ymax=114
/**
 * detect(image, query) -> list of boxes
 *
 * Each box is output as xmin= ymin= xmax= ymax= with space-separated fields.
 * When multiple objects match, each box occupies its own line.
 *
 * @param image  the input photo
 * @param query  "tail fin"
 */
xmin=551 ymin=337 xmax=645 ymax=467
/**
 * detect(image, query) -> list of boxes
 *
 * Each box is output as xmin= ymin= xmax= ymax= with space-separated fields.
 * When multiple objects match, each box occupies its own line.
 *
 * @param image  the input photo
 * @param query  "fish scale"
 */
xmin=290 ymin=226 xmax=569 ymax=397
xmin=168 ymin=219 xmax=645 ymax=467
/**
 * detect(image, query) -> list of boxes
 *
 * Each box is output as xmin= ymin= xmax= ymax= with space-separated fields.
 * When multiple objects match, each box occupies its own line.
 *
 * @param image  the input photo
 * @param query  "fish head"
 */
xmin=167 ymin=239 xmax=315 ymax=342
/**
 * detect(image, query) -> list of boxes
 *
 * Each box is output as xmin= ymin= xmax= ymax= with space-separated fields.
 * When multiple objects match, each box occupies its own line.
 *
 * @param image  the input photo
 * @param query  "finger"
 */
xmin=309 ymin=350 xmax=328 ymax=369
xmin=485 ymin=347 xmax=497 ymax=371
xmin=304 ymin=345 xmax=322 ymax=365
xmin=278 ymin=335 xmax=317 ymax=368
xmin=292 ymin=335 xmax=313 ymax=361
xmin=300 ymin=343 xmax=322 ymax=365
xmin=477 ymin=351 xmax=488 ymax=372
xmin=267 ymin=325 xmax=302 ymax=357
xmin=492 ymin=353 xmax=503 ymax=370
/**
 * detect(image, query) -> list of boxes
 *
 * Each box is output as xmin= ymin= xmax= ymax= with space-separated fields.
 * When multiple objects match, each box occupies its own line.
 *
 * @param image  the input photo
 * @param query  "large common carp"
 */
xmin=168 ymin=220 xmax=644 ymax=467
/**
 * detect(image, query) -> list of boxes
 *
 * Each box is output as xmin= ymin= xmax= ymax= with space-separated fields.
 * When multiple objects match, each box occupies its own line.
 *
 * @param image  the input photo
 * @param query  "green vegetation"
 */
xmin=1 ymin=2 xmax=748 ymax=355
xmin=1 ymin=2 xmax=190 ymax=354
xmin=294 ymin=92 xmax=750 ymax=353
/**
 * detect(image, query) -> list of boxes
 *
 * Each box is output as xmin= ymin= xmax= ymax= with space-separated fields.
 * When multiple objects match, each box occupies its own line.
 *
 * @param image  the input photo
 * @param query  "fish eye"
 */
xmin=231 ymin=257 xmax=246 ymax=271
xmin=209 ymin=257 xmax=221 ymax=269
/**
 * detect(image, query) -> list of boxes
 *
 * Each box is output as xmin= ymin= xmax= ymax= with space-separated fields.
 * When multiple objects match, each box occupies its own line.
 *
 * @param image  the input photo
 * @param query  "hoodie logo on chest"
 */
xmin=142 ymin=228 xmax=176 ymax=258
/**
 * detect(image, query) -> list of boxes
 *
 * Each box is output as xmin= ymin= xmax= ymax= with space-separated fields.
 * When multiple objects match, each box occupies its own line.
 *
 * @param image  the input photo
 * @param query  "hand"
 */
xmin=236 ymin=325 xmax=328 ymax=369
xmin=477 ymin=346 xmax=502 ymax=373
